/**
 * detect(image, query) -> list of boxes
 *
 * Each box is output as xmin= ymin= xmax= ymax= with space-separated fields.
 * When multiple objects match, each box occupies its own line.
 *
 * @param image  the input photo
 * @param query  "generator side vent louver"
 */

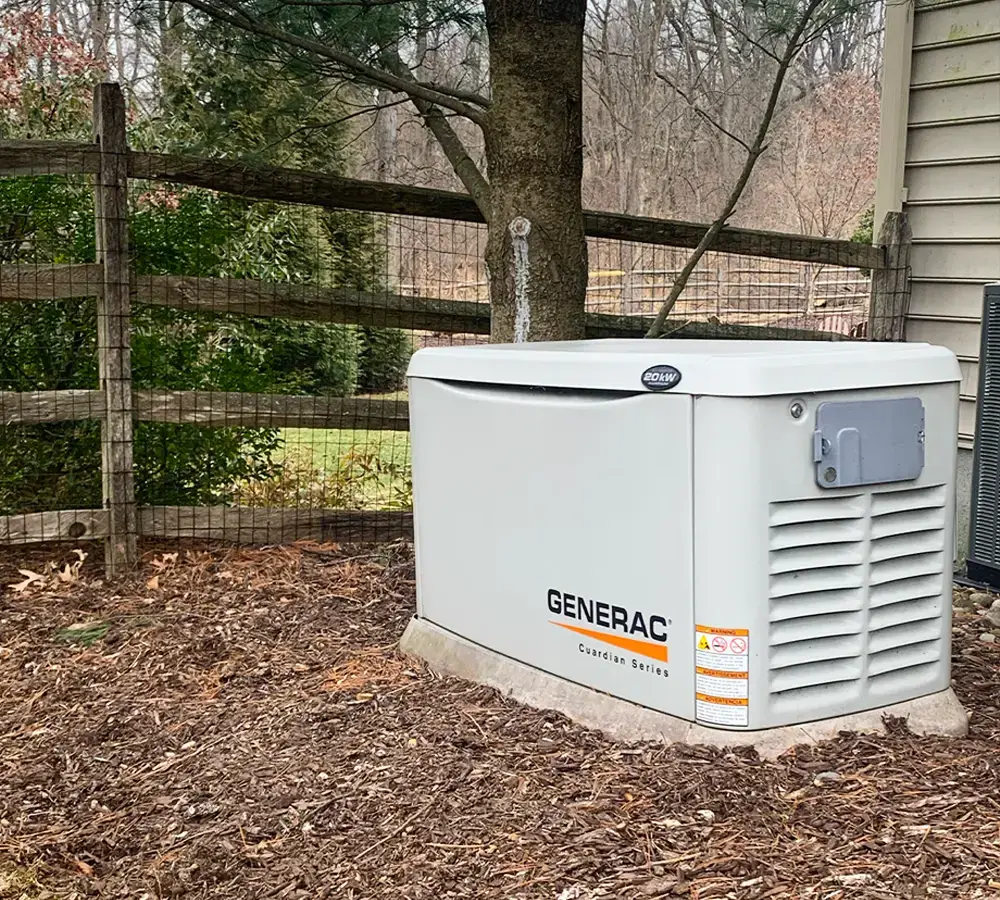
xmin=868 ymin=485 xmax=947 ymax=696
xmin=768 ymin=485 xmax=948 ymax=716
xmin=969 ymin=283 xmax=1000 ymax=588
xmin=767 ymin=496 xmax=866 ymax=714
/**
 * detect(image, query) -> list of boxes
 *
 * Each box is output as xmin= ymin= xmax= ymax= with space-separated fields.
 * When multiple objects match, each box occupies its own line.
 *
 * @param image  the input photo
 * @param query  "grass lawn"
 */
xmin=276 ymin=427 xmax=412 ymax=510
xmin=252 ymin=392 xmax=413 ymax=510
xmin=283 ymin=389 xmax=411 ymax=469
xmin=281 ymin=427 xmax=411 ymax=470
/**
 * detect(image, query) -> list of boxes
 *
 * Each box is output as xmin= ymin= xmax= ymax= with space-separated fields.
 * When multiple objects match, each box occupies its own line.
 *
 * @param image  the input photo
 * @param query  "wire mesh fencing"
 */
xmin=0 ymin=84 xmax=907 ymax=573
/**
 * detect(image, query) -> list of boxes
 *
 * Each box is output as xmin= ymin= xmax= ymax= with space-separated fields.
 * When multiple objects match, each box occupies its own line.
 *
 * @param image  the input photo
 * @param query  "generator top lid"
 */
xmin=406 ymin=339 xmax=960 ymax=397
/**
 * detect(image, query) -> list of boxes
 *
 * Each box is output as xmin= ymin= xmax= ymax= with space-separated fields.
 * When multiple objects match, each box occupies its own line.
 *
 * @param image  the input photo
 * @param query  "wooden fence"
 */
xmin=0 ymin=83 xmax=907 ymax=577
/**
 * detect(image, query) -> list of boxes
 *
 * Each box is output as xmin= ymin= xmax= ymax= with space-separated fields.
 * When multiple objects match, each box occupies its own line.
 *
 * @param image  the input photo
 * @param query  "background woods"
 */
xmin=1 ymin=0 xmax=882 ymax=234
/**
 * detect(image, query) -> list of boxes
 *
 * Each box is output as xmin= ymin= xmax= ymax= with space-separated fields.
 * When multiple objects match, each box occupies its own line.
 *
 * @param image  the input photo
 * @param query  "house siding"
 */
xmin=900 ymin=0 xmax=1000 ymax=450
xmin=875 ymin=0 xmax=1000 ymax=558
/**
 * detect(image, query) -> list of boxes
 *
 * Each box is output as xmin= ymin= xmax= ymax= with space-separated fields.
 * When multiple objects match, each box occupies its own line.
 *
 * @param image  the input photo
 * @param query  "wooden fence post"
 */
xmin=93 ymin=82 xmax=137 ymax=576
xmin=868 ymin=211 xmax=912 ymax=341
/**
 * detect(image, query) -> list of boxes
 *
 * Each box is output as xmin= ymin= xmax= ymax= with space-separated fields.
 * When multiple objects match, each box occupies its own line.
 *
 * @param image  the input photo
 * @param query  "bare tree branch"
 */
xmin=653 ymin=68 xmax=753 ymax=153
xmin=250 ymin=0 xmax=492 ymax=107
xmin=646 ymin=0 xmax=830 ymax=338
xmin=382 ymin=51 xmax=491 ymax=217
xmin=257 ymin=95 xmax=413 ymax=156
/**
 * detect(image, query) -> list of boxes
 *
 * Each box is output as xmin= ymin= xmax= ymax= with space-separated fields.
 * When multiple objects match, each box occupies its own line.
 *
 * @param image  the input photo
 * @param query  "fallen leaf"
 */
xmin=71 ymin=857 xmax=94 ymax=877
xmin=835 ymin=873 xmax=872 ymax=886
xmin=152 ymin=552 xmax=178 ymax=571
xmin=146 ymin=574 xmax=160 ymax=590
xmin=12 ymin=569 xmax=45 ymax=592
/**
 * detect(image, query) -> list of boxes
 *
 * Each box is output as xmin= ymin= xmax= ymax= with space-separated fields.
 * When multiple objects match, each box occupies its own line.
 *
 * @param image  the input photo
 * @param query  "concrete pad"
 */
xmin=399 ymin=617 xmax=969 ymax=759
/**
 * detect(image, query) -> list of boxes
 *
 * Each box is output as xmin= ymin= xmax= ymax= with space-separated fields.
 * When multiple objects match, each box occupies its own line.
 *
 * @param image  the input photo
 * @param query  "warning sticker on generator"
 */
xmin=695 ymin=625 xmax=749 ymax=727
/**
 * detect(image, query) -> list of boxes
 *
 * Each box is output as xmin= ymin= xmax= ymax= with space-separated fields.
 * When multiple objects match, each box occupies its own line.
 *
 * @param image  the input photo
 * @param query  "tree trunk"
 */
xmin=92 ymin=0 xmax=111 ymax=79
xmin=160 ymin=2 xmax=185 ymax=89
xmin=484 ymin=0 xmax=588 ymax=343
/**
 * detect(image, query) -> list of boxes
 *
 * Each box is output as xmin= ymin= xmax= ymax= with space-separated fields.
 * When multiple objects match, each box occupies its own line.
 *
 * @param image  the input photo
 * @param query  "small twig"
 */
xmin=355 ymin=796 xmax=438 ymax=861
xmin=661 ymin=318 xmax=691 ymax=337
xmin=461 ymin=708 xmax=489 ymax=740
xmin=653 ymin=69 xmax=752 ymax=153
xmin=601 ymin=852 xmax=702 ymax=879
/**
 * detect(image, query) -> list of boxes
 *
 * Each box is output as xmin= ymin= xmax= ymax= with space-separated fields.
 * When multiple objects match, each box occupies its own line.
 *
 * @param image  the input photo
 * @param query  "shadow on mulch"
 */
xmin=0 ymin=540 xmax=998 ymax=900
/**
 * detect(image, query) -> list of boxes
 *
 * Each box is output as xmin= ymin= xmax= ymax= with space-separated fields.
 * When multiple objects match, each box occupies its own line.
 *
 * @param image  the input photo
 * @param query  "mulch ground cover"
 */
xmin=1 ymin=541 xmax=998 ymax=900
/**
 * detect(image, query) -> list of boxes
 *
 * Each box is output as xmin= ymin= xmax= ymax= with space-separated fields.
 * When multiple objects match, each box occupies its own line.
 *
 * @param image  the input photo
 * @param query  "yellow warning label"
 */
xmin=696 ymin=693 xmax=748 ymax=707
xmin=696 ymin=624 xmax=749 ymax=637
xmin=696 ymin=667 xmax=748 ymax=679
xmin=695 ymin=625 xmax=751 ymax=727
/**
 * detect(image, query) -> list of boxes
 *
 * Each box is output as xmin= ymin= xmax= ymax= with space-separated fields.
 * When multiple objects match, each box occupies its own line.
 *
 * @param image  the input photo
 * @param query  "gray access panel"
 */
xmin=813 ymin=397 xmax=925 ymax=489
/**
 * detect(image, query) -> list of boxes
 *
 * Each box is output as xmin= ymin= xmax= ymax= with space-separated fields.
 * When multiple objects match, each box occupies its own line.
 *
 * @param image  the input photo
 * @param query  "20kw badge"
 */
xmin=641 ymin=364 xmax=682 ymax=391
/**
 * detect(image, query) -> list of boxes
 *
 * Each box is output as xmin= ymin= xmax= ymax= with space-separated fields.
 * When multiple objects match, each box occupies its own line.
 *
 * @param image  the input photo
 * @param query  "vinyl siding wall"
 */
xmin=891 ymin=0 xmax=1000 ymax=449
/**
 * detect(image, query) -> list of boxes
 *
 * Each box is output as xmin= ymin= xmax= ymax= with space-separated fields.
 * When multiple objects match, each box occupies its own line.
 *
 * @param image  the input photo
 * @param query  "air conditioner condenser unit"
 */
xmin=406 ymin=340 xmax=961 ymax=732
xmin=967 ymin=283 xmax=1000 ymax=588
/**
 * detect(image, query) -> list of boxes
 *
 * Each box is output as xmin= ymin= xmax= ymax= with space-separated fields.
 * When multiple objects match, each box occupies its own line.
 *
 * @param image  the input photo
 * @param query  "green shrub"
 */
xmin=851 ymin=206 xmax=874 ymax=245
xmin=0 ymin=43 xmax=391 ymax=513
xmin=357 ymin=326 xmax=413 ymax=394
xmin=134 ymin=423 xmax=282 ymax=507
xmin=0 ymin=183 xmax=371 ymax=513
xmin=0 ymin=422 xmax=101 ymax=514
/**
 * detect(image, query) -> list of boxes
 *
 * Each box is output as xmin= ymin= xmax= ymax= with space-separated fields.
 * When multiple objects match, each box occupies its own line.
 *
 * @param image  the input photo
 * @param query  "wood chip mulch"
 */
xmin=1 ymin=542 xmax=998 ymax=899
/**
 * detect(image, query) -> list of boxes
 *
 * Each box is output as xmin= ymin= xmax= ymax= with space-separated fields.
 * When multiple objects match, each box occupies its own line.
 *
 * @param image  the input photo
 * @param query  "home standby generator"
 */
xmin=407 ymin=340 xmax=960 ymax=731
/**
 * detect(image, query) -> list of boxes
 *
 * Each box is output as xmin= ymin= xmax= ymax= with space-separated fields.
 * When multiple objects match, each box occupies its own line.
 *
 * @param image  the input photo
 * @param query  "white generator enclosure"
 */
xmin=407 ymin=340 xmax=961 ymax=731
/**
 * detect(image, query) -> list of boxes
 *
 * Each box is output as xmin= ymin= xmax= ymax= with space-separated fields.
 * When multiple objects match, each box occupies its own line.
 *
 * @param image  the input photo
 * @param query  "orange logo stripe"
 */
xmin=551 ymin=621 xmax=668 ymax=662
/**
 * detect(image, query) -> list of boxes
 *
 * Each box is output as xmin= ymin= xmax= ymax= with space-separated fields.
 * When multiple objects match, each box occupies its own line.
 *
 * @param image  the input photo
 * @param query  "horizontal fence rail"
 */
xmin=1 ymin=140 xmax=883 ymax=270
xmin=127 ymin=150 xmax=883 ymax=270
xmin=0 ymin=507 xmax=413 ymax=546
xmin=0 ymin=140 xmax=101 ymax=176
xmin=0 ymin=264 xmax=103 ymax=300
xmin=0 ymin=390 xmax=410 ymax=430
xmin=0 ymin=266 xmax=849 ymax=342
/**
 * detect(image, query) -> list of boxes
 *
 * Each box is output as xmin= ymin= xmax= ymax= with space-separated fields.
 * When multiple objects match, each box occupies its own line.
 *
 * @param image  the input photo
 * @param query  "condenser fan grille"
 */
xmin=969 ymin=286 xmax=1000 ymax=583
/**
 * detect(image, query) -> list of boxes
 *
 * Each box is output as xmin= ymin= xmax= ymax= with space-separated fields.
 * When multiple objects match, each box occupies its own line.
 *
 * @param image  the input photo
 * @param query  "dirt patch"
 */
xmin=1 ymin=542 xmax=998 ymax=899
